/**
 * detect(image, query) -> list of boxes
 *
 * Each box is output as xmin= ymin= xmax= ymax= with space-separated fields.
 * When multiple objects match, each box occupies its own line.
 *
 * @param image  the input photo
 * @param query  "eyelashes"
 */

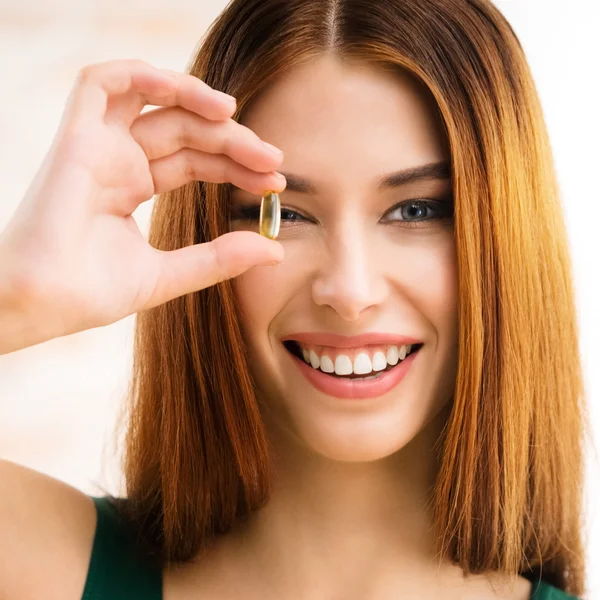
xmin=229 ymin=197 xmax=454 ymax=230
xmin=383 ymin=198 xmax=454 ymax=229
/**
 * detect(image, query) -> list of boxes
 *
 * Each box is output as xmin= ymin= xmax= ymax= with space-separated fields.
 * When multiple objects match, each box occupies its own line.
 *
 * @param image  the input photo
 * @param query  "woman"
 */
xmin=0 ymin=0 xmax=587 ymax=598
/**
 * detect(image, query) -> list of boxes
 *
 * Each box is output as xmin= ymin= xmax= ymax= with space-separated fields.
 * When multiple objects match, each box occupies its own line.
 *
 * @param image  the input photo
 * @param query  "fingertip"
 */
xmin=206 ymin=97 xmax=236 ymax=123
xmin=218 ymin=93 xmax=238 ymax=110
xmin=207 ymin=88 xmax=236 ymax=113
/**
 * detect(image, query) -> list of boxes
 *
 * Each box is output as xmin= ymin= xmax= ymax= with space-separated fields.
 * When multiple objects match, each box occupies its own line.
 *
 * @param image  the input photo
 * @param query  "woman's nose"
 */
xmin=311 ymin=231 xmax=388 ymax=321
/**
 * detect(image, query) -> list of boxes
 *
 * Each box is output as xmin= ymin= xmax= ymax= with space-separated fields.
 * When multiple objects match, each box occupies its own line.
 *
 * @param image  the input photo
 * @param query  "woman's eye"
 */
xmin=384 ymin=198 xmax=454 ymax=228
xmin=280 ymin=208 xmax=307 ymax=222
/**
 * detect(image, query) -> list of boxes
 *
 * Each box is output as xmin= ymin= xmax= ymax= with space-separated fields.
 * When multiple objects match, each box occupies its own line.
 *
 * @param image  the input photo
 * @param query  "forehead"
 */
xmin=238 ymin=54 xmax=449 ymax=187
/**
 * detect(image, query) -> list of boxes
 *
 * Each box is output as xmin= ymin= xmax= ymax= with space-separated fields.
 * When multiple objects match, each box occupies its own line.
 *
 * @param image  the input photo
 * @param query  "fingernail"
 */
xmin=263 ymin=141 xmax=283 ymax=156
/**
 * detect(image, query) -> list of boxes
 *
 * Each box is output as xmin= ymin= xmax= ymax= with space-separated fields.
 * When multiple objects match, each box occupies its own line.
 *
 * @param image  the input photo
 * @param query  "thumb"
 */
xmin=149 ymin=231 xmax=284 ymax=307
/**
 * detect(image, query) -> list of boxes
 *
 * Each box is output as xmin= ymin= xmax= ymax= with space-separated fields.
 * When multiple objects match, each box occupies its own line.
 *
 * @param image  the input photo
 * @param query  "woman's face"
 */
xmin=229 ymin=55 xmax=459 ymax=461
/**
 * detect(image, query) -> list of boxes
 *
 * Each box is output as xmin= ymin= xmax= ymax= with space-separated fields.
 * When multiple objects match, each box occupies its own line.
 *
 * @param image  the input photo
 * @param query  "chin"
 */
xmin=270 ymin=392 xmax=438 ymax=464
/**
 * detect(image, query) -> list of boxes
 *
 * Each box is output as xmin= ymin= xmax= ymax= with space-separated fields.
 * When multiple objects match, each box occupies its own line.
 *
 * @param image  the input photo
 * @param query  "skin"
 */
xmin=163 ymin=54 xmax=533 ymax=599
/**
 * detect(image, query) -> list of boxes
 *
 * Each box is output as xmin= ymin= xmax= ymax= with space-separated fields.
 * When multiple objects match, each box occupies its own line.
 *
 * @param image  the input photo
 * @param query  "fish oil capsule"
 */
xmin=259 ymin=191 xmax=281 ymax=240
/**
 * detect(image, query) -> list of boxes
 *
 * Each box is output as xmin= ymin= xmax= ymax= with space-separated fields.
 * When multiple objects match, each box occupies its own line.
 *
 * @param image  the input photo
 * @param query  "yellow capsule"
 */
xmin=259 ymin=190 xmax=281 ymax=239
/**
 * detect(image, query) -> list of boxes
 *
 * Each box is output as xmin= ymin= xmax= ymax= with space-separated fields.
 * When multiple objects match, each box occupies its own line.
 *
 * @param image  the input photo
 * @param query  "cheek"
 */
xmin=233 ymin=268 xmax=276 ymax=331
xmin=388 ymin=234 xmax=458 ymax=335
xmin=409 ymin=237 xmax=459 ymax=399
xmin=390 ymin=236 xmax=459 ymax=396
xmin=233 ymin=239 xmax=315 ymax=330
xmin=232 ymin=260 xmax=307 ymax=402
xmin=417 ymin=241 xmax=458 ymax=335
xmin=233 ymin=261 xmax=296 ymax=340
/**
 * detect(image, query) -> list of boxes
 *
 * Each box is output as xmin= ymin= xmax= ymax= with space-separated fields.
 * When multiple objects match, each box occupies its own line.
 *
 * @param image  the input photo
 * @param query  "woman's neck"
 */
xmin=165 ymin=403 xmax=531 ymax=599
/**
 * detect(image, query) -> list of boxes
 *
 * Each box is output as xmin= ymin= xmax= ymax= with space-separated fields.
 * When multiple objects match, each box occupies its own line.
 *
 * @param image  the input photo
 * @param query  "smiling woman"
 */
xmin=112 ymin=1 xmax=586 ymax=599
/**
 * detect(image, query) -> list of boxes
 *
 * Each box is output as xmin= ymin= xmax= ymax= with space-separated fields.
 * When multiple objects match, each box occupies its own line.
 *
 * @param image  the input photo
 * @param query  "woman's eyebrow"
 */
xmin=278 ymin=160 xmax=452 ymax=194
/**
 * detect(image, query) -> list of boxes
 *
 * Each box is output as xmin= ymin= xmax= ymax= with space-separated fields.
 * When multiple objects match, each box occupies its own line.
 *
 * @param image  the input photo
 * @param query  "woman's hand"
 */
xmin=0 ymin=59 xmax=286 ymax=354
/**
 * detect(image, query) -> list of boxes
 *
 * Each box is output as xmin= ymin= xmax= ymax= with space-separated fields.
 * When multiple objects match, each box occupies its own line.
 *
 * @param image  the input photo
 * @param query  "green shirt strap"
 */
xmin=81 ymin=495 xmax=162 ymax=600
xmin=529 ymin=577 xmax=581 ymax=599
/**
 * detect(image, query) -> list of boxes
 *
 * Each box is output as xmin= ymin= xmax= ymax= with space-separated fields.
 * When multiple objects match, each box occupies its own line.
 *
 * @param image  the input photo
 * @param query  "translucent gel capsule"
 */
xmin=259 ymin=191 xmax=281 ymax=240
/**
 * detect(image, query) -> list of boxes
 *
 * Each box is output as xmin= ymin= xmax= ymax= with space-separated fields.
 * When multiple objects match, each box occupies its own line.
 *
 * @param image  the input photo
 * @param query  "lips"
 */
xmin=285 ymin=343 xmax=421 ymax=399
xmin=281 ymin=332 xmax=422 ymax=349
xmin=280 ymin=332 xmax=423 ymax=399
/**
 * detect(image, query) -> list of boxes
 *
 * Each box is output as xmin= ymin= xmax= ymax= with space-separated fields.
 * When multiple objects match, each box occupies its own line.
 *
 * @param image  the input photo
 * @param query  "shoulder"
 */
xmin=0 ymin=458 xmax=97 ymax=600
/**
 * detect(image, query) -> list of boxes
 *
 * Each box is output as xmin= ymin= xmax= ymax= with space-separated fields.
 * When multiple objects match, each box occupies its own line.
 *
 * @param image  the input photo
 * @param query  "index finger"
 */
xmin=66 ymin=59 xmax=237 ymax=128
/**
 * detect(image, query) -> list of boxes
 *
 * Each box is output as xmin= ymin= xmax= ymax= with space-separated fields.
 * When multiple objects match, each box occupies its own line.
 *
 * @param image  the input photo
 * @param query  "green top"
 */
xmin=81 ymin=496 xmax=161 ymax=599
xmin=81 ymin=496 xmax=580 ymax=600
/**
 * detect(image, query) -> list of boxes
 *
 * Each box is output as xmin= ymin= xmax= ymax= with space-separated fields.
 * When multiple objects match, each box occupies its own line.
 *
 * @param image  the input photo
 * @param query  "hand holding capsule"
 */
xmin=0 ymin=59 xmax=287 ymax=354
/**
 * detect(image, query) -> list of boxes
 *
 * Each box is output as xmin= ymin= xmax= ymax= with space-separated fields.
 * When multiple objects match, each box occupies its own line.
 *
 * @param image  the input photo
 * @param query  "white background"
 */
xmin=0 ymin=0 xmax=598 ymax=596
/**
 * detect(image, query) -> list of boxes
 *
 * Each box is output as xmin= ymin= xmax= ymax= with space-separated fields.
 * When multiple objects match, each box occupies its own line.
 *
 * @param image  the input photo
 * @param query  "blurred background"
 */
xmin=1 ymin=0 xmax=599 ymax=595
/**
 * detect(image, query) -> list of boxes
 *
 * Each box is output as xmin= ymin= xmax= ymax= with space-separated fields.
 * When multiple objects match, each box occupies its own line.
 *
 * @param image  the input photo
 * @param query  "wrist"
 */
xmin=0 ymin=243 xmax=47 ymax=354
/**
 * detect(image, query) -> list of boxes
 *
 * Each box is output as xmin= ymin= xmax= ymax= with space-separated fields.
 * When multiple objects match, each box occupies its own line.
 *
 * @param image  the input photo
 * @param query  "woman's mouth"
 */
xmin=282 ymin=340 xmax=423 ymax=399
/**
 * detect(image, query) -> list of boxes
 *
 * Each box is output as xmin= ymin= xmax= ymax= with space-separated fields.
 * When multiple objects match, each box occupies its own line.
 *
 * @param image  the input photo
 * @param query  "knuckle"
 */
xmin=209 ymin=238 xmax=232 ymax=281
xmin=139 ymin=175 xmax=156 ymax=201
xmin=76 ymin=64 xmax=96 ymax=86
xmin=220 ymin=122 xmax=236 ymax=155
xmin=128 ymin=173 xmax=155 ymax=205
xmin=108 ymin=57 xmax=148 ymax=71
xmin=131 ymin=57 xmax=149 ymax=68
xmin=177 ymin=113 xmax=192 ymax=148
xmin=183 ymin=150 xmax=198 ymax=181
xmin=75 ymin=58 xmax=152 ymax=88
xmin=128 ymin=58 xmax=151 ymax=73
xmin=219 ymin=158 xmax=232 ymax=183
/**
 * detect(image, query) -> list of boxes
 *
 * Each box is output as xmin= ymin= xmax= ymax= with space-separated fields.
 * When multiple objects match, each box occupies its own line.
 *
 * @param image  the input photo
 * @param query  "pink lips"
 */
xmin=281 ymin=332 xmax=421 ymax=349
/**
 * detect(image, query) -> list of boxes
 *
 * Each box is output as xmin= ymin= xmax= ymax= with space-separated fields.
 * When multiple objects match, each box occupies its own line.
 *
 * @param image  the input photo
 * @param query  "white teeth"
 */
xmin=372 ymin=351 xmax=387 ymax=371
xmin=309 ymin=350 xmax=320 ymax=369
xmin=353 ymin=352 xmax=372 ymax=375
xmin=319 ymin=355 xmax=335 ymax=373
xmin=297 ymin=343 xmax=417 ymax=376
xmin=302 ymin=347 xmax=310 ymax=363
xmin=334 ymin=355 xmax=353 ymax=376
xmin=386 ymin=345 xmax=399 ymax=366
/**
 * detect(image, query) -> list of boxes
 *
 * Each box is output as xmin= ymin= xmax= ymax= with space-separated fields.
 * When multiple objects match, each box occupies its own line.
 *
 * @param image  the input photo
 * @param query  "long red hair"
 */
xmin=105 ymin=1 xmax=589 ymax=595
